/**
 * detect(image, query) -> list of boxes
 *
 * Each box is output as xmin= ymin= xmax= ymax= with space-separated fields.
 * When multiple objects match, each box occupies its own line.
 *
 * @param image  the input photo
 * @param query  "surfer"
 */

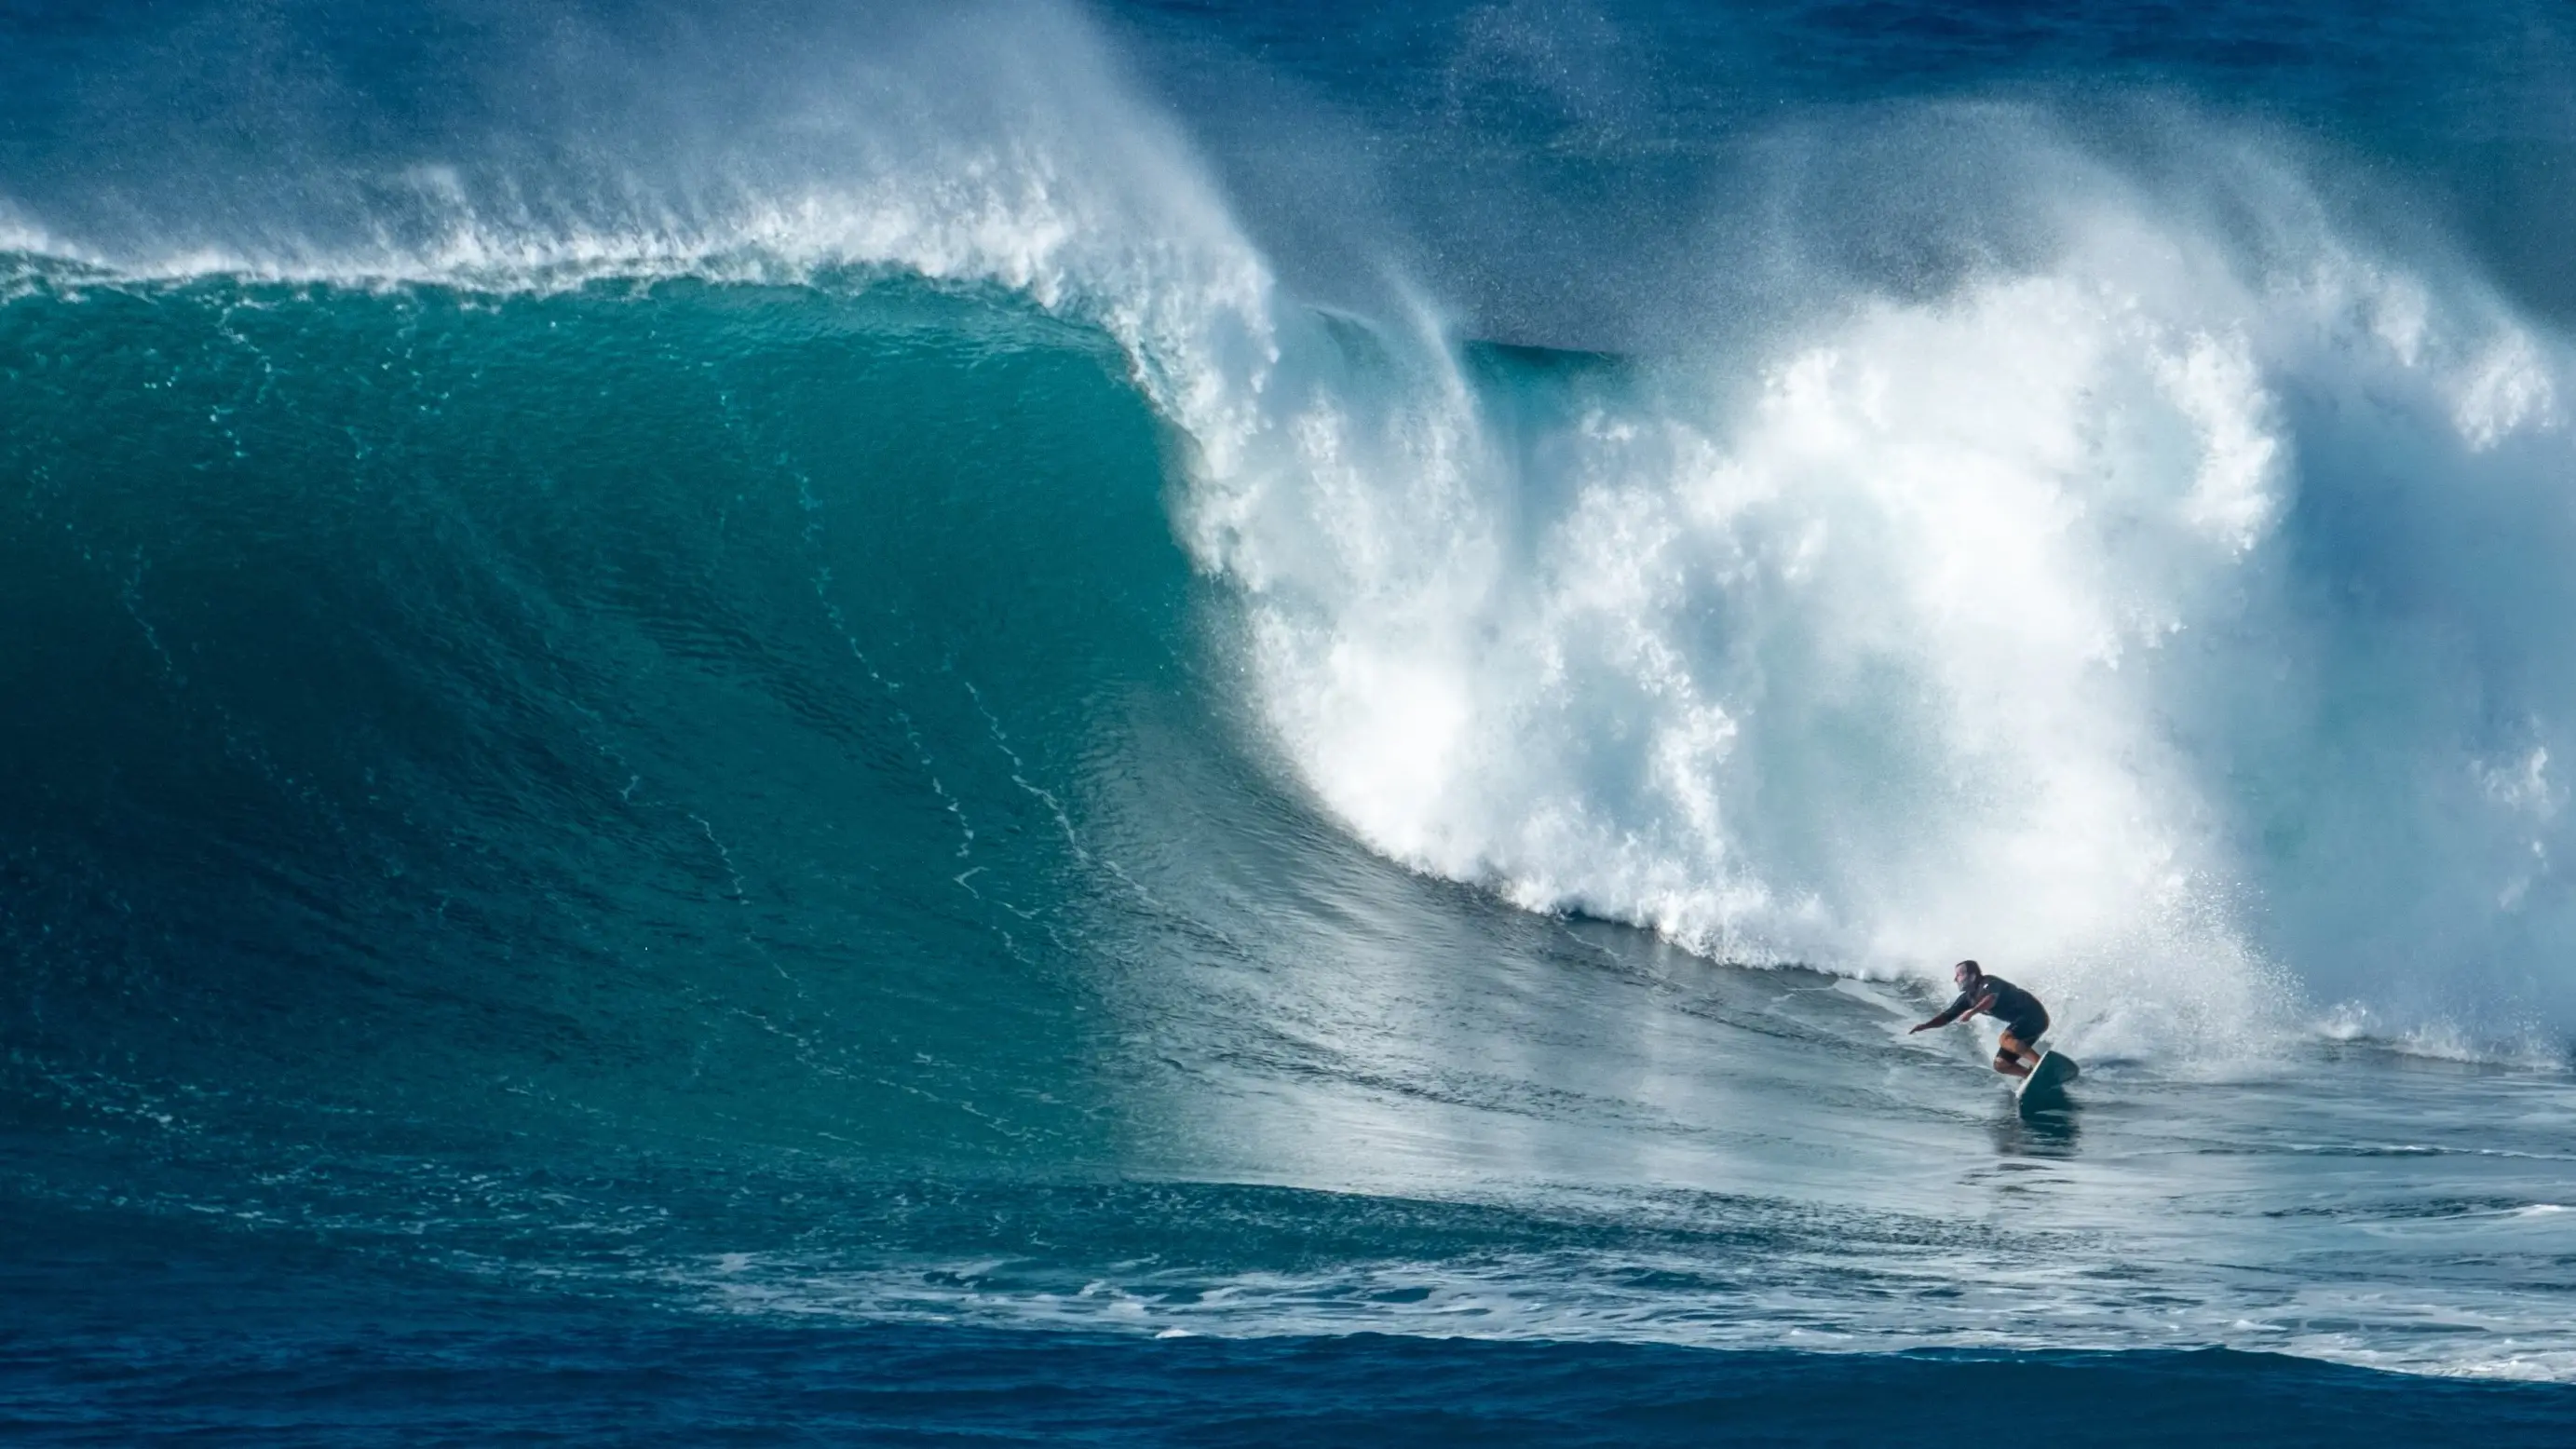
xmin=1909 ymin=959 xmax=2050 ymax=1078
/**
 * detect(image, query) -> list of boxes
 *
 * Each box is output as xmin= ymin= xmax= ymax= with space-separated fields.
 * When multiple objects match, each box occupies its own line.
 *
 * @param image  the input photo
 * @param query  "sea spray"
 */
xmin=1168 ymin=133 xmax=2576 ymax=1050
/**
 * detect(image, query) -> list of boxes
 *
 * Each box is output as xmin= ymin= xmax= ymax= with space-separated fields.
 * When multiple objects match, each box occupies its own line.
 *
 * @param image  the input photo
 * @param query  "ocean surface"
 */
xmin=7 ymin=1 xmax=2576 ymax=1441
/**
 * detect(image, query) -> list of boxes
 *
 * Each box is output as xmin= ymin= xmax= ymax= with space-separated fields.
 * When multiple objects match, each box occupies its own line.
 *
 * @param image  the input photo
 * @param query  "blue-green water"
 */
xmin=7 ymin=2 xmax=2576 ymax=1441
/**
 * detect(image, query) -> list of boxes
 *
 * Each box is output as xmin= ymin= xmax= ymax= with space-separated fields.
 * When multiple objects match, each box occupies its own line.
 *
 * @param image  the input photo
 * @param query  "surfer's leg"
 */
xmin=1995 ymin=1030 xmax=2036 ymax=1077
xmin=2005 ymin=1014 xmax=2049 ymax=1069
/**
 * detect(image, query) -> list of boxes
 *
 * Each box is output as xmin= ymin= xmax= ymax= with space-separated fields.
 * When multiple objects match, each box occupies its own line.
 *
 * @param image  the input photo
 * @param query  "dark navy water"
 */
xmin=7 ymin=1 xmax=2576 ymax=1442
xmin=12 ymin=1213 xmax=2573 ymax=1448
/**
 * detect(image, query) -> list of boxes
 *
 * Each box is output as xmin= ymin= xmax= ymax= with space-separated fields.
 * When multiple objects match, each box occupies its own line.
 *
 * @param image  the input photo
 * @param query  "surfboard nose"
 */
xmin=2016 ymin=1050 xmax=2080 ymax=1113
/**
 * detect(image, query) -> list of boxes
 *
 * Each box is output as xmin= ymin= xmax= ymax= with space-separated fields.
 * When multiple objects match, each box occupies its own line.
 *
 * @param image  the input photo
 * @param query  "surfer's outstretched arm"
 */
xmin=1908 ymin=989 xmax=1993 ymax=1034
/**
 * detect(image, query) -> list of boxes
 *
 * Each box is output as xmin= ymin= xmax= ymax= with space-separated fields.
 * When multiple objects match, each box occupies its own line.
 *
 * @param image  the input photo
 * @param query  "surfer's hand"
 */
xmin=1907 ymin=1023 xmax=1927 ymax=1034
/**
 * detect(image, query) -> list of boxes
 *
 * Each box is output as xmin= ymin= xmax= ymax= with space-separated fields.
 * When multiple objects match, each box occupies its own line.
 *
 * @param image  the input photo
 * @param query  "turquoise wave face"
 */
xmin=0 ymin=272 xmax=1208 ymax=1167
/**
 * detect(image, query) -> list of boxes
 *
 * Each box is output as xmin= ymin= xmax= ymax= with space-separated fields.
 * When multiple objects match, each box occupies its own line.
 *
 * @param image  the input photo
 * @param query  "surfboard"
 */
xmin=2015 ymin=1050 xmax=2079 ymax=1111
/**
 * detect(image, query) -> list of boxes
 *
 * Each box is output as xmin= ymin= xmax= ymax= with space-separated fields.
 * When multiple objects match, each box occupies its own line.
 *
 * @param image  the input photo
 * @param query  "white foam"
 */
xmin=2318 ymin=1004 xmax=2569 ymax=1070
xmin=1159 ymin=131 xmax=2576 ymax=1056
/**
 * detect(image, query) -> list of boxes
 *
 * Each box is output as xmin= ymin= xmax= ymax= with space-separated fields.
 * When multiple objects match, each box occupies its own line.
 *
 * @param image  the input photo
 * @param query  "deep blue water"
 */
xmin=11 ymin=1200 xmax=2576 ymax=1446
xmin=8 ymin=1 xmax=2576 ymax=1442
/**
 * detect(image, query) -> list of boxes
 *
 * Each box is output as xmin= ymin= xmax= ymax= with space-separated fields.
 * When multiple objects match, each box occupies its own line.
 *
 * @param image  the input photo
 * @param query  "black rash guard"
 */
xmin=1948 ymin=975 xmax=2048 ymax=1037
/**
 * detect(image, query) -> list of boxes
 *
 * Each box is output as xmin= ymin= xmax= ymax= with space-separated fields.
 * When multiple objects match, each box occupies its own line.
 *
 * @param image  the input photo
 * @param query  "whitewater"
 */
xmin=6 ymin=0 xmax=2576 ymax=1440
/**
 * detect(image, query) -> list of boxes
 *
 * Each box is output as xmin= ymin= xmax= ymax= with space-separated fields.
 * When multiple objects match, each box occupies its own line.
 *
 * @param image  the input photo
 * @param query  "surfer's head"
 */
xmin=1953 ymin=959 xmax=1982 ymax=987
